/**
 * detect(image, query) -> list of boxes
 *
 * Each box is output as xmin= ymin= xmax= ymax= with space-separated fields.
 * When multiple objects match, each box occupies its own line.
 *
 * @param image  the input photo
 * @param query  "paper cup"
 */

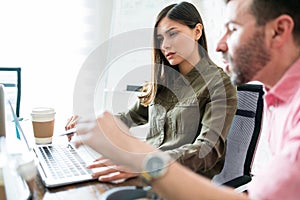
xmin=31 ymin=107 xmax=55 ymax=144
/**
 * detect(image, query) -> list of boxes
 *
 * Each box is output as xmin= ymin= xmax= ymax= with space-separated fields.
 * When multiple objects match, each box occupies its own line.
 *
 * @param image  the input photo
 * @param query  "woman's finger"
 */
xmin=65 ymin=115 xmax=80 ymax=130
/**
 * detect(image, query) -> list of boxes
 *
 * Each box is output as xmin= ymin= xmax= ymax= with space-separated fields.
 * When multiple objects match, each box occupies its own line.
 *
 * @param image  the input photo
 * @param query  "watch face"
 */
xmin=146 ymin=156 xmax=165 ymax=177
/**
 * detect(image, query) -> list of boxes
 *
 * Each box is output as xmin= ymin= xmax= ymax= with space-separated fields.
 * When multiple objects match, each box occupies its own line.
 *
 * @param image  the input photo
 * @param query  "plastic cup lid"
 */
xmin=31 ymin=107 xmax=55 ymax=115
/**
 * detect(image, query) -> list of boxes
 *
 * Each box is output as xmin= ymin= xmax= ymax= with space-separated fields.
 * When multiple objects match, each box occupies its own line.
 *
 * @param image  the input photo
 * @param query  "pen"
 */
xmin=59 ymin=127 xmax=77 ymax=136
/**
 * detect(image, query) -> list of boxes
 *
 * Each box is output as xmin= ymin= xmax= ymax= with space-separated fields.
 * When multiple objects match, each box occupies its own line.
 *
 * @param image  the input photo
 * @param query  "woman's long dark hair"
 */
xmin=139 ymin=1 xmax=210 ymax=106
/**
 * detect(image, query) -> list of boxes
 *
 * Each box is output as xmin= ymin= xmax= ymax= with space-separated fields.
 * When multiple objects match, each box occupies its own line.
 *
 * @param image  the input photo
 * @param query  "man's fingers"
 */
xmin=73 ymin=138 xmax=83 ymax=148
xmin=87 ymin=158 xmax=114 ymax=169
xmin=76 ymin=120 xmax=97 ymax=135
xmin=93 ymin=156 xmax=105 ymax=162
xmin=97 ymin=112 xmax=130 ymax=135
xmin=98 ymin=171 xmax=138 ymax=182
xmin=91 ymin=167 xmax=119 ymax=178
xmin=73 ymin=132 xmax=95 ymax=148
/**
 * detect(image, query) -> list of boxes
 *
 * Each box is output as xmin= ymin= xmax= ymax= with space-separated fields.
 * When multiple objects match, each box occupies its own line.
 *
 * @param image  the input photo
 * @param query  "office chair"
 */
xmin=212 ymin=83 xmax=264 ymax=192
xmin=0 ymin=67 xmax=21 ymax=117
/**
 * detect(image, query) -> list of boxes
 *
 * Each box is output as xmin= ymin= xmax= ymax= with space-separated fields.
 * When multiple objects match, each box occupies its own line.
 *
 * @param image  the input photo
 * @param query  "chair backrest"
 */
xmin=212 ymin=83 xmax=264 ymax=187
xmin=0 ymin=67 xmax=21 ymax=117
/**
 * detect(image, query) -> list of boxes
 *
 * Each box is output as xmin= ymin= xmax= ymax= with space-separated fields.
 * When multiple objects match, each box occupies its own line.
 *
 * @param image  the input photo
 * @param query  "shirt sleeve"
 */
xmin=165 ymin=73 xmax=237 ymax=177
xmin=116 ymin=100 xmax=148 ymax=128
xmin=248 ymin=124 xmax=300 ymax=200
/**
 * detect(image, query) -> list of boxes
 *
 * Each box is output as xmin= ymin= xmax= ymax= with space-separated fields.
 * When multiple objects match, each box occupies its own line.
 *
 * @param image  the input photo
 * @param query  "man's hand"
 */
xmin=87 ymin=156 xmax=138 ymax=182
xmin=74 ymin=112 xmax=154 ymax=172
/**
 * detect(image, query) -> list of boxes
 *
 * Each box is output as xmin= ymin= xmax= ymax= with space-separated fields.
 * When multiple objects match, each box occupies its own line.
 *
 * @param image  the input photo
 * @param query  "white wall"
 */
xmin=0 ymin=0 xmax=114 ymax=131
xmin=193 ymin=0 xmax=226 ymax=67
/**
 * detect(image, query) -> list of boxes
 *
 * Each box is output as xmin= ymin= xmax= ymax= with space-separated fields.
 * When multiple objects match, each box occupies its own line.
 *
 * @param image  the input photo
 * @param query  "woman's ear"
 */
xmin=194 ymin=23 xmax=203 ymax=41
xmin=270 ymin=14 xmax=294 ymax=47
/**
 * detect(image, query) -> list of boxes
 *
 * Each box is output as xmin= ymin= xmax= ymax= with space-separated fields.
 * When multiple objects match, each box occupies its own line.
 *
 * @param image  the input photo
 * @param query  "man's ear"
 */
xmin=194 ymin=23 xmax=203 ymax=41
xmin=270 ymin=14 xmax=294 ymax=47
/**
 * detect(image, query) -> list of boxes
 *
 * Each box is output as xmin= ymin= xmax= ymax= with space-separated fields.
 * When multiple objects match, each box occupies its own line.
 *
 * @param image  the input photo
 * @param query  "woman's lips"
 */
xmin=166 ymin=52 xmax=175 ymax=59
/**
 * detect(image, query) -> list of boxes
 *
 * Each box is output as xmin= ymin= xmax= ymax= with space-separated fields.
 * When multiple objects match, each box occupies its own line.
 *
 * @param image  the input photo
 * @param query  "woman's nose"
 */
xmin=161 ymin=38 xmax=170 ymax=50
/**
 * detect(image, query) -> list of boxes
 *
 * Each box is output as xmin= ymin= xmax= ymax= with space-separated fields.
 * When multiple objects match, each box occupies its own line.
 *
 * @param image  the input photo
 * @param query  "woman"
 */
xmin=66 ymin=1 xmax=237 ymax=182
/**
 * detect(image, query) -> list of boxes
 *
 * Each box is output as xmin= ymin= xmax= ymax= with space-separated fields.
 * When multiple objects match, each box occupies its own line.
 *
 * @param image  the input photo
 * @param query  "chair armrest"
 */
xmin=222 ymin=175 xmax=252 ymax=188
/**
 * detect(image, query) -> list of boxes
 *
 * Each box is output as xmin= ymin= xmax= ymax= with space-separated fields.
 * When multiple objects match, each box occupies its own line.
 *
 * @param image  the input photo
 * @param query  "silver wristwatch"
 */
xmin=140 ymin=152 xmax=172 ymax=184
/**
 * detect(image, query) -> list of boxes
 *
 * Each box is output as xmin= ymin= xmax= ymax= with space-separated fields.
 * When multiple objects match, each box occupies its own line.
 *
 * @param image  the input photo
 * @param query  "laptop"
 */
xmin=7 ymin=100 xmax=102 ymax=188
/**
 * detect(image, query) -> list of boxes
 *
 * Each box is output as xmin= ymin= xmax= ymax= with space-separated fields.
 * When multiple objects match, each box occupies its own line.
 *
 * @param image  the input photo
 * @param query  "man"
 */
xmin=216 ymin=0 xmax=300 ymax=198
xmin=75 ymin=0 xmax=300 ymax=199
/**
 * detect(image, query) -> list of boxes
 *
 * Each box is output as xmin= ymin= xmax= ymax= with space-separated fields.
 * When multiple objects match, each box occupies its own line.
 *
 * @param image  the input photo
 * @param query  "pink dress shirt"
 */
xmin=248 ymin=58 xmax=300 ymax=200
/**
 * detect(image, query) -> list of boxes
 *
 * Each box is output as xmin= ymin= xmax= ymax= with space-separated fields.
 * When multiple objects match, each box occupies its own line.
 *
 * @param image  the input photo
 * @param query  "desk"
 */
xmin=4 ymin=120 xmax=147 ymax=200
xmin=34 ymin=175 xmax=145 ymax=200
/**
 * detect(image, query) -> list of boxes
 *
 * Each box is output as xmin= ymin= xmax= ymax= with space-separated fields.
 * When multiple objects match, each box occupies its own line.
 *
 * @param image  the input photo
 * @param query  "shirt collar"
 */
xmin=180 ymin=57 xmax=210 ymax=85
xmin=265 ymin=57 xmax=300 ymax=105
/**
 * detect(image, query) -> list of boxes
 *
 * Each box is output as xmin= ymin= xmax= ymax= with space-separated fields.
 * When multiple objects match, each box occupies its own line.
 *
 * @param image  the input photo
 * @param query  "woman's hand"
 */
xmin=65 ymin=115 xmax=79 ymax=130
xmin=65 ymin=115 xmax=79 ymax=141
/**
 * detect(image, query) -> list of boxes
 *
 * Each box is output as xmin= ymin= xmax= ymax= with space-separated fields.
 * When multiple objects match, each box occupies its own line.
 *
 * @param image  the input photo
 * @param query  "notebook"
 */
xmin=8 ymin=101 xmax=102 ymax=188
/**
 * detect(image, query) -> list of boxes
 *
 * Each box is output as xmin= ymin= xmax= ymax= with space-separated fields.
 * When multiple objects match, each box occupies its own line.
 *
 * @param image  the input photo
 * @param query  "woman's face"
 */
xmin=156 ymin=17 xmax=202 ymax=69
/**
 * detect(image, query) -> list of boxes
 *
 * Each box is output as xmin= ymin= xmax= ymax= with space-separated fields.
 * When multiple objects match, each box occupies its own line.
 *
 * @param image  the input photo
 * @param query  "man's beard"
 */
xmin=228 ymin=29 xmax=271 ymax=86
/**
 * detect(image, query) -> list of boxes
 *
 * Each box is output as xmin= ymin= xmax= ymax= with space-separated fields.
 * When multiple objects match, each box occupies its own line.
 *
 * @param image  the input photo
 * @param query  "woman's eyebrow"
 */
xmin=165 ymin=27 xmax=176 ymax=34
xmin=157 ymin=27 xmax=177 ymax=36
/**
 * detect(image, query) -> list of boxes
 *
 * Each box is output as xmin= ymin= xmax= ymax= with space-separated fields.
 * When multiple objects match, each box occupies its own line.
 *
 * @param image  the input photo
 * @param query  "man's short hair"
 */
xmin=224 ymin=0 xmax=300 ymax=45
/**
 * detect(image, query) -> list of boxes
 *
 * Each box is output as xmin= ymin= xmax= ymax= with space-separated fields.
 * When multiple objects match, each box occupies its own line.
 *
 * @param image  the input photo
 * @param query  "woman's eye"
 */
xmin=157 ymin=37 xmax=163 ymax=45
xmin=169 ymin=31 xmax=177 ymax=37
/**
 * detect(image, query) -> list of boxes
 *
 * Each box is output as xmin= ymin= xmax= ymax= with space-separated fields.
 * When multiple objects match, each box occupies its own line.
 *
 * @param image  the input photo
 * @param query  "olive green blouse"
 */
xmin=118 ymin=57 xmax=237 ymax=178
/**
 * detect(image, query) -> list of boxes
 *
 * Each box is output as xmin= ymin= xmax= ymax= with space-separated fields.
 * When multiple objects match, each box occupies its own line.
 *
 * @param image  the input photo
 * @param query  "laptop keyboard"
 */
xmin=38 ymin=144 xmax=93 ymax=179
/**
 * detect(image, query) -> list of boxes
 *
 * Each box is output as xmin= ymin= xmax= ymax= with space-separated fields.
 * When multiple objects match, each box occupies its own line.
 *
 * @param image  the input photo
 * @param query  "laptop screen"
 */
xmin=8 ymin=100 xmax=31 ymax=152
xmin=0 ymin=97 xmax=32 ymax=155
